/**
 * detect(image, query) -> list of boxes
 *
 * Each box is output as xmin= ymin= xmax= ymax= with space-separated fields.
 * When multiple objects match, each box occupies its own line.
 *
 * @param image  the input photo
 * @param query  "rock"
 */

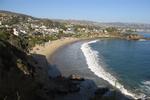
xmin=95 ymin=87 xmax=109 ymax=96
xmin=92 ymin=87 xmax=110 ymax=100
xmin=126 ymin=34 xmax=144 ymax=40
xmin=69 ymin=74 xmax=84 ymax=81
xmin=36 ymin=48 xmax=40 ymax=50
xmin=69 ymin=85 xmax=80 ymax=92
xmin=57 ymin=86 xmax=69 ymax=94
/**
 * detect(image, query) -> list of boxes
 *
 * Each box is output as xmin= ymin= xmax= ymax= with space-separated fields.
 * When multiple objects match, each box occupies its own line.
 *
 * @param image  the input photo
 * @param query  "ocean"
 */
xmin=136 ymin=32 xmax=150 ymax=38
xmin=50 ymin=33 xmax=150 ymax=99
xmin=81 ymin=38 xmax=150 ymax=99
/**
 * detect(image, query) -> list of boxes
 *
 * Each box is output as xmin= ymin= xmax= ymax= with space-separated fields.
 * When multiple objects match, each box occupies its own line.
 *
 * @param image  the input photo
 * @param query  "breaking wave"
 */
xmin=81 ymin=40 xmax=138 ymax=99
xmin=140 ymin=81 xmax=150 ymax=98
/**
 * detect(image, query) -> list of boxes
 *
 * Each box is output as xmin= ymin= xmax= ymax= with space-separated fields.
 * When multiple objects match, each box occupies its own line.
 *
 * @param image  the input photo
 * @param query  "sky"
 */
xmin=0 ymin=0 xmax=150 ymax=23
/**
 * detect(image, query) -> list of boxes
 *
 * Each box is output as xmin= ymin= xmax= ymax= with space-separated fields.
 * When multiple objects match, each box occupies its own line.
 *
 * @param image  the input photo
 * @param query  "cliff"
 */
xmin=0 ymin=39 xmax=39 ymax=100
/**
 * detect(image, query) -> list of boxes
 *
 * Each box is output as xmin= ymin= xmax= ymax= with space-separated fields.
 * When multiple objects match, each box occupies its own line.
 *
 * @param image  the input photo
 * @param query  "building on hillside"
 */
xmin=40 ymin=25 xmax=47 ymax=29
xmin=13 ymin=28 xmax=19 ymax=36
xmin=20 ymin=30 xmax=27 ymax=34
xmin=12 ymin=28 xmax=27 ymax=36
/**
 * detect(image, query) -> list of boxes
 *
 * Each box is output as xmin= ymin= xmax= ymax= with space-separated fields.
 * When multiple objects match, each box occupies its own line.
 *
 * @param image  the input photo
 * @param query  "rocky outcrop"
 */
xmin=126 ymin=34 xmax=144 ymax=40
xmin=92 ymin=87 xmax=132 ymax=100
xmin=69 ymin=74 xmax=84 ymax=81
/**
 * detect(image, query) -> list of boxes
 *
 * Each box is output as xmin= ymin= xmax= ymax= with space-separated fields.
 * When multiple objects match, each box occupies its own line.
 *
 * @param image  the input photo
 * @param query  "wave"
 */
xmin=140 ymin=81 xmax=150 ymax=98
xmin=139 ymin=39 xmax=146 ymax=41
xmin=81 ymin=40 xmax=138 ymax=99
xmin=142 ymin=81 xmax=150 ymax=86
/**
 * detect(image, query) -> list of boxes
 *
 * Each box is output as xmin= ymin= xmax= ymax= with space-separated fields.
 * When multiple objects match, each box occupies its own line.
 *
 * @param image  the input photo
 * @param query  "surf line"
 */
xmin=81 ymin=40 xmax=137 ymax=99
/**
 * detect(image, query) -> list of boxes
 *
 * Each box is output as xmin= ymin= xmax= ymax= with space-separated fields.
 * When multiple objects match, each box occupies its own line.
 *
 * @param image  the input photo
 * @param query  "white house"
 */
xmin=5 ymin=25 xmax=9 ymax=27
xmin=103 ymin=30 xmax=108 ymax=33
xmin=13 ymin=28 xmax=19 ymax=36
xmin=31 ymin=24 xmax=39 ymax=28
xmin=20 ymin=30 xmax=27 ymax=34
xmin=40 ymin=25 xmax=47 ymax=29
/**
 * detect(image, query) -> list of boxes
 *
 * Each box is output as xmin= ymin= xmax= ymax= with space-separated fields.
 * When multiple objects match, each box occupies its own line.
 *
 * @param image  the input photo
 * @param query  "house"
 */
xmin=20 ymin=30 xmax=27 ymax=34
xmin=40 ymin=25 xmax=47 ymax=29
xmin=13 ymin=28 xmax=19 ymax=36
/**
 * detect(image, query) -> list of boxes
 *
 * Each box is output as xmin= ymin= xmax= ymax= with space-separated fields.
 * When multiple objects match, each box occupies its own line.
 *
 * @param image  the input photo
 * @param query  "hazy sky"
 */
xmin=0 ymin=0 xmax=150 ymax=23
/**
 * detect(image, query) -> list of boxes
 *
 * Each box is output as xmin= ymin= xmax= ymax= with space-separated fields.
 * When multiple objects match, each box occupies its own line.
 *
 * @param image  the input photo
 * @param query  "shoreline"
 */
xmin=30 ymin=37 xmax=100 ymax=79
xmin=81 ymin=40 xmax=137 ymax=99
xmin=30 ymin=37 xmax=81 ymax=58
xmin=30 ymin=37 xmax=101 ymax=60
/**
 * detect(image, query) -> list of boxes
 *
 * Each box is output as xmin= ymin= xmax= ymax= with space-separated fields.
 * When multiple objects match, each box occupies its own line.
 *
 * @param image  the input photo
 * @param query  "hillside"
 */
xmin=1 ymin=10 xmax=150 ymax=32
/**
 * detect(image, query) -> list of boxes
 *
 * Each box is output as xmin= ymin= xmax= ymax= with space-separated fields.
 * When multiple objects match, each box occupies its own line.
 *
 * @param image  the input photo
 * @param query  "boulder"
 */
xmin=69 ymin=74 xmax=84 ymax=81
xmin=95 ymin=87 xmax=109 ymax=96
xmin=126 ymin=34 xmax=143 ymax=40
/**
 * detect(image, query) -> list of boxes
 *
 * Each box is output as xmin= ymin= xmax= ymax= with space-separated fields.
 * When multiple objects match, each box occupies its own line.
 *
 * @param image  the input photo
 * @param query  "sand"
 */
xmin=30 ymin=37 xmax=80 ymax=58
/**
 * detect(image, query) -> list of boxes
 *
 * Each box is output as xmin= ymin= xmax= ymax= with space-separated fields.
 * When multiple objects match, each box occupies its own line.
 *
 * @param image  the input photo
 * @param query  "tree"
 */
xmin=105 ymin=27 xmax=118 ymax=33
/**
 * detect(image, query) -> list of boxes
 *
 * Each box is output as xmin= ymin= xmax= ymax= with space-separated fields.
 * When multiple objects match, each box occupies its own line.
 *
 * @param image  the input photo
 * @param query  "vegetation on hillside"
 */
xmin=0 ymin=39 xmax=42 ymax=100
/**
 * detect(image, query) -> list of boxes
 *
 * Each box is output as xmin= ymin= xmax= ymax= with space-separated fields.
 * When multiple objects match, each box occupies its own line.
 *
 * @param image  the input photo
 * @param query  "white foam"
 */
xmin=141 ymin=81 xmax=150 ymax=93
xmin=81 ymin=40 xmax=138 ymax=99
xmin=139 ymin=39 xmax=146 ymax=41
xmin=142 ymin=81 xmax=150 ymax=85
xmin=138 ymin=81 xmax=150 ymax=99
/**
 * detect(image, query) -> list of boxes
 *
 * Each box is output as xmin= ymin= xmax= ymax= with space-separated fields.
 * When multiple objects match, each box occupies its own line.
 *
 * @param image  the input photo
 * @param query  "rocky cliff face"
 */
xmin=0 ymin=39 xmax=44 ymax=100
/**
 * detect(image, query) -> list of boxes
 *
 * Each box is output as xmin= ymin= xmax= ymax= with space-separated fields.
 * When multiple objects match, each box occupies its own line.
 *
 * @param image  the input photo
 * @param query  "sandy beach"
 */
xmin=31 ymin=37 xmax=80 ymax=58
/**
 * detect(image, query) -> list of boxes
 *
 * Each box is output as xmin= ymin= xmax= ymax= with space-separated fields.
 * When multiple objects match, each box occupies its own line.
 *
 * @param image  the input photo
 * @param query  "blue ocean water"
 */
xmin=89 ymin=39 xmax=150 ymax=98
xmin=136 ymin=32 xmax=150 ymax=38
